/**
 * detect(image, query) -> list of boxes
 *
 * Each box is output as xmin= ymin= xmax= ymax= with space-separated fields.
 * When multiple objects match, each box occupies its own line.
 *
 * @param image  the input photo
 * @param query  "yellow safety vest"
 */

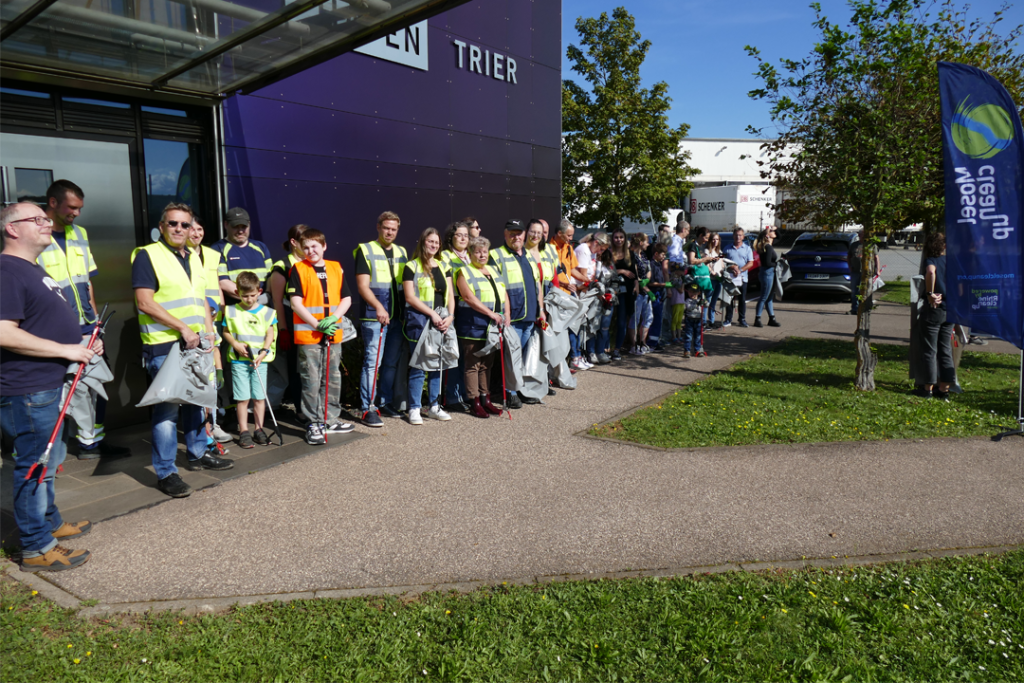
xmin=353 ymin=240 xmax=408 ymax=320
xmin=455 ymin=264 xmax=505 ymax=340
xmin=489 ymin=245 xmax=538 ymax=322
xmin=403 ymin=258 xmax=451 ymax=341
xmin=539 ymin=243 xmax=559 ymax=285
xmin=223 ymin=303 xmax=277 ymax=363
xmin=37 ymin=223 xmax=95 ymax=326
xmin=195 ymin=245 xmax=222 ymax=310
xmin=441 ymin=249 xmax=470 ymax=282
xmin=131 ymin=242 xmax=207 ymax=347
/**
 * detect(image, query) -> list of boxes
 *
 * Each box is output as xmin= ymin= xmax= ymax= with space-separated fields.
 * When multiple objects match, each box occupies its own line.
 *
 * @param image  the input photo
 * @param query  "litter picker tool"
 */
xmin=321 ymin=334 xmax=331 ymax=444
xmin=247 ymin=347 xmax=284 ymax=446
xmin=498 ymin=323 xmax=511 ymax=421
xmin=25 ymin=304 xmax=111 ymax=484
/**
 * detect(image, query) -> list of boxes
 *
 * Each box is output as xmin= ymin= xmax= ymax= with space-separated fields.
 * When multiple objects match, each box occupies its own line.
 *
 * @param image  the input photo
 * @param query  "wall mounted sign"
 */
xmin=355 ymin=21 xmax=429 ymax=71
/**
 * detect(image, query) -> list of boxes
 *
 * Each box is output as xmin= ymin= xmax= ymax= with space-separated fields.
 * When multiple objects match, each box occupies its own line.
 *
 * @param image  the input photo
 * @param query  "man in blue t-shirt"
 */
xmin=1 ymin=202 xmax=99 ymax=573
xmin=213 ymin=207 xmax=273 ymax=306
xmin=722 ymin=226 xmax=755 ymax=328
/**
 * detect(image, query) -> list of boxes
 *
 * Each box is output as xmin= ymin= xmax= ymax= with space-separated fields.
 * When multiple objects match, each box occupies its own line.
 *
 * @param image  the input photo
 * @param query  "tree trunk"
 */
xmin=854 ymin=231 xmax=877 ymax=391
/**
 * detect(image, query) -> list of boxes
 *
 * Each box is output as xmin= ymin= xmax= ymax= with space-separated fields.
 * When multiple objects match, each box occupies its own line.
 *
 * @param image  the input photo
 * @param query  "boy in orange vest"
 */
xmin=286 ymin=229 xmax=354 ymax=445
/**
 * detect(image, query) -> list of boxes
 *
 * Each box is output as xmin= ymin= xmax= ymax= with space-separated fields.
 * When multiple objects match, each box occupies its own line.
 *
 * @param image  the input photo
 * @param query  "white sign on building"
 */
xmin=355 ymin=21 xmax=429 ymax=71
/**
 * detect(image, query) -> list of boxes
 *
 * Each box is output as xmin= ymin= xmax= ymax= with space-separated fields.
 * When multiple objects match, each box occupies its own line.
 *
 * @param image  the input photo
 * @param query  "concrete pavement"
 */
xmin=10 ymin=297 xmax=1024 ymax=611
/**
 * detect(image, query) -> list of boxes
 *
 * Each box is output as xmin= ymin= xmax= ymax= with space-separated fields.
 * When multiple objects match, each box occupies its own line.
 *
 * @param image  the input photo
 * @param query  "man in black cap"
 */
xmin=488 ymin=219 xmax=546 ymax=408
xmin=213 ymin=207 xmax=273 ymax=306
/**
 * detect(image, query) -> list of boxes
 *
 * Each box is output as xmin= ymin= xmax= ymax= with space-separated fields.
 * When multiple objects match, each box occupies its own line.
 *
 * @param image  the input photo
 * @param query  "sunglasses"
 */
xmin=164 ymin=220 xmax=193 ymax=229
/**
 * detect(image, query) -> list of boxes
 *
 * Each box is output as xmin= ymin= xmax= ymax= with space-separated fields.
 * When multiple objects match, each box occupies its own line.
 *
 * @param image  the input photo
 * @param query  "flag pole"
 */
xmin=993 ymin=349 xmax=1023 ymax=441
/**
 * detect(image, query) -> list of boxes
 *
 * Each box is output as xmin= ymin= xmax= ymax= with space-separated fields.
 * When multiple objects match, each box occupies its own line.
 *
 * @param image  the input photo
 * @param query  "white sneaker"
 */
xmin=587 ymin=352 xmax=599 ymax=365
xmin=428 ymin=405 xmax=451 ymax=421
xmin=211 ymin=425 xmax=232 ymax=443
xmin=580 ymin=357 xmax=594 ymax=369
xmin=640 ymin=345 xmax=650 ymax=354
xmin=571 ymin=356 xmax=586 ymax=370
xmin=629 ymin=346 xmax=642 ymax=356
xmin=407 ymin=408 xmax=423 ymax=425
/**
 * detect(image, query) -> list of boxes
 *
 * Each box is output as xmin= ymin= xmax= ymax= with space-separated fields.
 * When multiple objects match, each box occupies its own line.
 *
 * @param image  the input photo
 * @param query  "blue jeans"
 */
xmin=756 ymin=267 xmax=776 ymax=319
xmin=683 ymin=317 xmax=703 ymax=353
xmin=1 ymin=388 xmax=67 ymax=556
xmin=512 ymin=321 xmax=534 ymax=359
xmin=707 ymin=280 xmax=722 ymax=324
xmin=147 ymin=354 xmax=206 ymax=480
xmin=408 ymin=368 xmax=441 ymax=410
xmin=849 ymin=274 xmax=861 ymax=314
xmin=587 ymin=311 xmax=612 ymax=355
xmin=569 ymin=330 xmax=580 ymax=359
xmin=649 ymin=299 xmax=664 ymax=347
xmin=360 ymin=319 xmax=406 ymax=412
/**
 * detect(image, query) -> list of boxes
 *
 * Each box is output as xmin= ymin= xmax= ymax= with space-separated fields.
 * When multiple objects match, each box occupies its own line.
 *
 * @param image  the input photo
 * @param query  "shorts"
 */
xmin=231 ymin=361 xmax=268 ymax=401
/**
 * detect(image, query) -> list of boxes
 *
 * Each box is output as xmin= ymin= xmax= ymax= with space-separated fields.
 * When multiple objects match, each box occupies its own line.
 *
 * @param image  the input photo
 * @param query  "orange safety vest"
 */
xmin=292 ymin=260 xmax=345 ymax=345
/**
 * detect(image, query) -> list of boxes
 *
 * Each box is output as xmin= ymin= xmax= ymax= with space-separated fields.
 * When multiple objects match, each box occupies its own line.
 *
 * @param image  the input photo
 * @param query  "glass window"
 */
xmin=13 ymin=168 xmax=54 ymax=205
xmin=143 ymin=138 xmax=204 ymax=227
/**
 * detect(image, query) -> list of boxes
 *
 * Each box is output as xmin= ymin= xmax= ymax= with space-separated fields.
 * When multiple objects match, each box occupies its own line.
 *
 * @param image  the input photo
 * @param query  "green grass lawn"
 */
xmin=879 ymin=280 xmax=911 ymax=305
xmin=3 ymin=552 xmax=1022 ymax=682
xmin=592 ymin=338 xmax=1018 ymax=448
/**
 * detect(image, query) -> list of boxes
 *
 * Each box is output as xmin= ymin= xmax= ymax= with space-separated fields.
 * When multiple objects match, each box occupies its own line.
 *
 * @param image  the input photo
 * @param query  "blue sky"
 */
xmin=561 ymin=0 xmax=1024 ymax=140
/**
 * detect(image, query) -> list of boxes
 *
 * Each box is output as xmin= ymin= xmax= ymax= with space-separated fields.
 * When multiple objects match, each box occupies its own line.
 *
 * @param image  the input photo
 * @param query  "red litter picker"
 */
xmin=25 ymin=304 xmax=112 ymax=484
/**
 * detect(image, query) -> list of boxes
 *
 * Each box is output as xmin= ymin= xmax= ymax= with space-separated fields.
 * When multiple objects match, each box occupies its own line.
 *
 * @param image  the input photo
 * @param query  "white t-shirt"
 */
xmin=574 ymin=243 xmax=596 ymax=286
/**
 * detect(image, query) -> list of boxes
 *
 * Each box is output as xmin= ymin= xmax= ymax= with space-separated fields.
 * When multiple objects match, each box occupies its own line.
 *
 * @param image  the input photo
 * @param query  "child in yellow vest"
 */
xmin=221 ymin=271 xmax=277 ymax=448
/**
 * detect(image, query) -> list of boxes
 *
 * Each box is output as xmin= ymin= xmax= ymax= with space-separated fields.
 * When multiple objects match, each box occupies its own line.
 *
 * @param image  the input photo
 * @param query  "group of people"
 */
xmin=0 ymin=179 xmax=789 ymax=574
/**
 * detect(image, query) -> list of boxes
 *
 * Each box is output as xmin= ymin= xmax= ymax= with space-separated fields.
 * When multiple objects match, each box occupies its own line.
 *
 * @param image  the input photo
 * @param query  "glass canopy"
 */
xmin=1 ymin=0 xmax=464 ymax=98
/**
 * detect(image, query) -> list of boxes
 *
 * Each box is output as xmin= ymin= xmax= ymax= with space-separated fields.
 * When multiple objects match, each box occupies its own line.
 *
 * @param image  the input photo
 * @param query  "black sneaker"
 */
xmin=253 ymin=429 xmax=270 ymax=446
xmin=363 ymin=410 xmax=383 ymax=428
xmin=157 ymin=473 xmax=192 ymax=498
xmin=753 ymin=318 xmax=763 ymax=328
xmin=186 ymin=454 xmax=235 ymax=471
xmin=933 ymin=389 xmax=950 ymax=401
xmin=305 ymin=422 xmax=326 ymax=445
xmin=547 ymin=388 xmax=556 ymax=396
xmin=610 ymin=350 xmax=622 ymax=361
xmin=768 ymin=318 xmax=781 ymax=328
xmin=739 ymin=320 xmax=749 ymax=328
xmin=326 ymin=421 xmax=355 ymax=434
xmin=506 ymin=393 xmax=523 ymax=410
xmin=77 ymin=441 xmax=132 ymax=460
xmin=912 ymin=387 xmax=933 ymax=399
xmin=519 ymin=392 xmax=542 ymax=405
xmin=446 ymin=401 xmax=472 ymax=414
xmin=378 ymin=404 xmax=402 ymax=419
xmin=239 ymin=431 xmax=255 ymax=449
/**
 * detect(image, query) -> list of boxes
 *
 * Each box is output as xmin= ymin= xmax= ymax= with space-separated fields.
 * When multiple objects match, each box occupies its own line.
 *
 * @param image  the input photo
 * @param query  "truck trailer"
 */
xmin=687 ymin=185 xmax=775 ymax=232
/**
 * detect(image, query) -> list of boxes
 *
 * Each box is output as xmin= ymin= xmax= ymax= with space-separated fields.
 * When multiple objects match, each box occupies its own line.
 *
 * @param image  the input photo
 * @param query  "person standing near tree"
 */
xmin=2 ymin=202 xmax=98 ymax=572
xmin=848 ymin=229 xmax=880 ymax=316
xmin=355 ymin=211 xmax=408 ymax=427
xmin=915 ymin=232 xmax=955 ymax=400
xmin=36 ymin=180 xmax=129 ymax=460
xmin=132 ymin=203 xmax=233 ymax=499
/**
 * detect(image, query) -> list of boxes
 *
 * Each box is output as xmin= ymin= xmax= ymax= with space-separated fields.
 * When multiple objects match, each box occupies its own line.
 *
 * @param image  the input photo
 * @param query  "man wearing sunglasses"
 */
xmin=36 ymin=180 xmax=130 ymax=461
xmin=132 ymin=203 xmax=233 ymax=499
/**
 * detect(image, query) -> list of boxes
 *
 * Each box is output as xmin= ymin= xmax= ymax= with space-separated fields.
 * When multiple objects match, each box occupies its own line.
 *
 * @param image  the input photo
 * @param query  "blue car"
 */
xmin=781 ymin=232 xmax=859 ymax=297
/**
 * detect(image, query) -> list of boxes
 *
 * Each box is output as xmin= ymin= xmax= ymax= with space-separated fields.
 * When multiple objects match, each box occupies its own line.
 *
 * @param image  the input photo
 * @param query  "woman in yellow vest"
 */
xmin=402 ymin=228 xmax=456 ymax=425
xmin=440 ymin=220 xmax=472 ymax=412
xmin=267 ymin=224 xmax=307 ymax=410
xmin=525 ymin=219 xmax=558 ymax=294
xmin=455 ymin=236 xmax=510 ymax=419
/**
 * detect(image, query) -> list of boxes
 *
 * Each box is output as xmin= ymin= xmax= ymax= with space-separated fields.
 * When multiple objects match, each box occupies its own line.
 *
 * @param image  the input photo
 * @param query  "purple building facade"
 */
xmin=222 ymin=0 xmax=562 ymax=272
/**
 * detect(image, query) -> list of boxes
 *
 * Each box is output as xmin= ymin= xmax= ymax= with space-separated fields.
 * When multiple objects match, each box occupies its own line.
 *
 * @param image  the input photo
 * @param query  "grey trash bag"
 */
xmin=64 ymin=343 xmax=114 ymax=435
xmin=137 ymin=338 xmax=217 ymax=409
xmin=341 ymin=315 xmax=358 ymax=343
xmin=519 ymin=328 xmax=548 ymax=401
xmin=551 ymin=359 xmax=577 ymax=390
xmin=544 ymin=287 xmax=583 ymax=334
xmin=540 ymin=321 xmax=570 ymax=367
xmin=773 ymin=261 xmax=790 ymax=302
xmin=409 ymin=306 xmax=459 ymax=372
xmin=576 ymin=288 xmax=604 ymax=347
xmin=499 ymin=325 xmax=523 ymax=392
xmin=475 ymin=322 xmax=502 ymax=357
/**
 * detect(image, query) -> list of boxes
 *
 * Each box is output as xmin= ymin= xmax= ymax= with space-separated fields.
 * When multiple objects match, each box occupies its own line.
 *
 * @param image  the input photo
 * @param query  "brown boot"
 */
xmin=481 ymin=395 xmax=503 ymax=416
xmin=52 ymin=520 xmax=92 ymax=540
xmin=470 ymin=397 xmax=489 ymax=419
xmin=21 ymin=545 xmax=91 ymax=572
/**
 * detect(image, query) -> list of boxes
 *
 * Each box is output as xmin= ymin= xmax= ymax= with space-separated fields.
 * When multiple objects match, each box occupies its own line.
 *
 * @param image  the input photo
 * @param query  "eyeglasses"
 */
xmin=164 ymin=220 xmax=193 ymax=229
xmin=10 ymin=216 xmax=53 ymax=227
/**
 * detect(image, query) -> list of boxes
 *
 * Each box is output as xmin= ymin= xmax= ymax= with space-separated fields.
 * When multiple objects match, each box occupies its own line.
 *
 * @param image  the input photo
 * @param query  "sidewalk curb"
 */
xmin=5 ymin=544 xmax=1019 ymax=619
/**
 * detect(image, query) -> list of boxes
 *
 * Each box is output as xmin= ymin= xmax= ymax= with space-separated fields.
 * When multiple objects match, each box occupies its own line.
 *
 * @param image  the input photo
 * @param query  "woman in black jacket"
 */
xmin=916 ymin=232 xmax=955 ymax=399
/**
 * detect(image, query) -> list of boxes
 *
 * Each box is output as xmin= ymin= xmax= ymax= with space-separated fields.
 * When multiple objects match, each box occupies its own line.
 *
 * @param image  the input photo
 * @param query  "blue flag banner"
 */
xmin=938 ymin=62 xmax=1024 ymax=350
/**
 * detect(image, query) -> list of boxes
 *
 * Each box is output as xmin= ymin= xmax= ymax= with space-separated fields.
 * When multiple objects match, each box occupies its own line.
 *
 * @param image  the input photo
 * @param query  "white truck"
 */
xmin=686 ymin=185 xmax=775 ymax=232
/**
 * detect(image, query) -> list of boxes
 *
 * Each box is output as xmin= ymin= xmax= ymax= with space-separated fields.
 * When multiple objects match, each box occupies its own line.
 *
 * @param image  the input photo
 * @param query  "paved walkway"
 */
xmin=9 ymin=298 xmax=1024 ymax=610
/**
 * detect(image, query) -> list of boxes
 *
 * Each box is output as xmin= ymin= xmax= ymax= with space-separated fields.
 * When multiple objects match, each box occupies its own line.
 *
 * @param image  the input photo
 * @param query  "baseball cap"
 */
xmin=225 ymin=207 xmax=250 ymax=227
xmin=504 ymin=219 xmax=525 ymax=231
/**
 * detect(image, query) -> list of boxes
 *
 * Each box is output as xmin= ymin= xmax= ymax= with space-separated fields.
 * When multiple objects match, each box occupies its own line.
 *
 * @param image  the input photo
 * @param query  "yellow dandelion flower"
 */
xmin=73 ymin=659 xmax=81 ymax=664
